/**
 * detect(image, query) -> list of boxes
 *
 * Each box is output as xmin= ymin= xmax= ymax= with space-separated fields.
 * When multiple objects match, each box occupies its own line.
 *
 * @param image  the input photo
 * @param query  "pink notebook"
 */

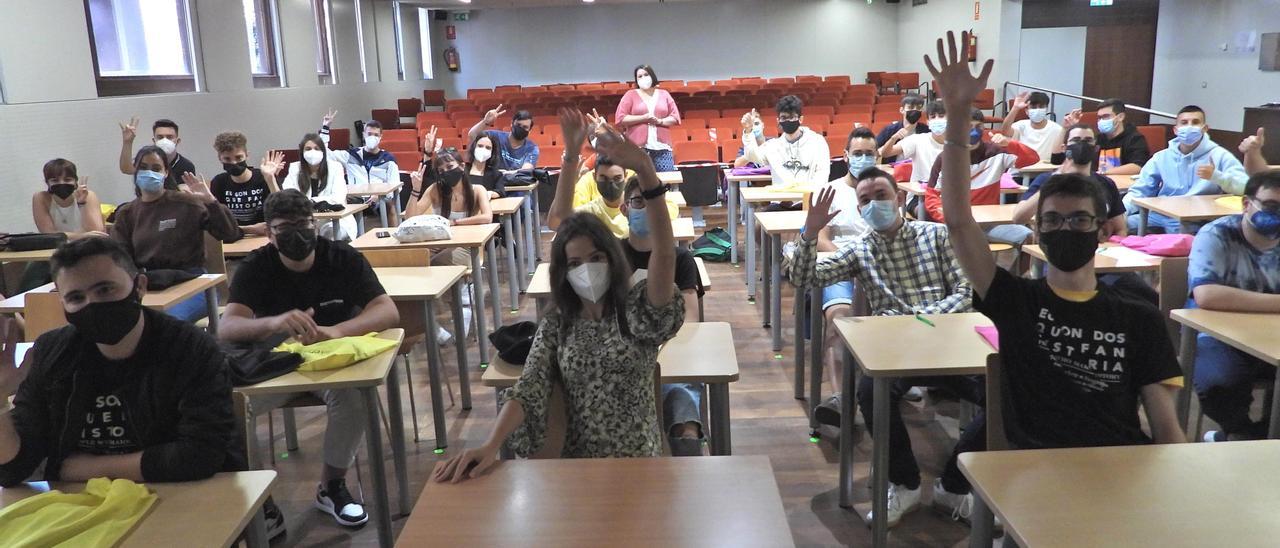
xmin=975 ymin=326 xmax=999 ymax=350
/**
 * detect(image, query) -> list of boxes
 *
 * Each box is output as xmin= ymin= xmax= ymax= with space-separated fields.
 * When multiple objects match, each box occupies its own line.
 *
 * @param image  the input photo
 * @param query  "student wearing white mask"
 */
xmin=117 ymin=117 xmax=196 ymax=191
xmin=880 ymin=101 xmax=949 ymax=185
xmin=433 ymin=113 xmax=684 ymax=480
xmin=465 ymin=133 xmax=505 ymax=199
xmin=316 ymin=109 xmax=400 ymax=188
xmin=283 ymin=134 xmax=354 ymax=240
xmin=1001 ymin=91 xmax=1063 ymax=163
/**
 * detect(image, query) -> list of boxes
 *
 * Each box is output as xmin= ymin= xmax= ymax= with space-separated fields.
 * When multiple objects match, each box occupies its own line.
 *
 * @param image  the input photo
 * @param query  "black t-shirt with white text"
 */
xmin=230 ymin=238 xmax=386 ymax=327
xmin=210 ymin=168 xmax=271 ymax=226
xmin=973 ymin=268 xmax=1181 ymax=449
xmin=71 ymin=352 xmax=141 ymax=455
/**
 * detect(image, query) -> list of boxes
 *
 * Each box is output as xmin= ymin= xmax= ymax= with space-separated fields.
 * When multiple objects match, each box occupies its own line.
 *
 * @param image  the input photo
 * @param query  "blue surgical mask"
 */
xmin=969 ymin=127 xmax=983 ymax=145
xmin=847 ymin=153 xmax=876 ymax=176
xmin=927 ymin=119 xmax=947 ymax=135
xmin=626 ymin=207 xmax=649 ymax=237
xmin=136 ymin=170 xmax=165 ymax=193
xmin=1175 ymin=125 xmax=1204 ymax=146
xmin=1027 ymin=108 xmax=1048 ymax=124
xmin=1097 ymin=118 xmax=1116 ymax=135
xmin=1248 ymin=208 xmax=1280 ymax=240
xmin=859 ymin=199 xmax=898 ymax=231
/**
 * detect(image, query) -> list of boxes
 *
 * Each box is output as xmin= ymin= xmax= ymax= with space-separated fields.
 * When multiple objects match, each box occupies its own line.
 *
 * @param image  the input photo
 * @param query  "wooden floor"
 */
xmin=255 ymin=206 xmax=989 ymax=547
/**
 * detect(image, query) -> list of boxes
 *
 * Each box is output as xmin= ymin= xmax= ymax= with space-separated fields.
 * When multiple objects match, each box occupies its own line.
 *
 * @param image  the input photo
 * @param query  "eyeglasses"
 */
xmin=777 ymin=115 xmax=801 ymax=122
xmin=847 ymin=151 xmax=876 ymax=159
xmin=1037 ymin=212 xmax=1099 ymax=232
xmin=1249 ymin=197 xmax=1280 ymax=215
xmin=627 ymin=196 xmax=647 ymax=208
xmin=269 ymin=219 xmax=315 ymax=234
xmin=1067 ymin=137 xmax=1096 ymax=145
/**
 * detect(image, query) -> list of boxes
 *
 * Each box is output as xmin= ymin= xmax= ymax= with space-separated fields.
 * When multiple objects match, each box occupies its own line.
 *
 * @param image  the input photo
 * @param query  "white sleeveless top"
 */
xmin=48 ymin=199 xmax=84 ymax=232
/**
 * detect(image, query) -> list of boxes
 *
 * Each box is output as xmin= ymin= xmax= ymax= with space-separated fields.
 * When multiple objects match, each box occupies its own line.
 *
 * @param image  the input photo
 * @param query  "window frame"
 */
xmin=313 ymin=0 xmax=337 ymax=85
xmin=83 ymin=0 xmax=199 ymax=97
xmin=417 ymin=7 xmax=434 ymax=80
xmin=244 ymin=0 xmax=285 ymax=88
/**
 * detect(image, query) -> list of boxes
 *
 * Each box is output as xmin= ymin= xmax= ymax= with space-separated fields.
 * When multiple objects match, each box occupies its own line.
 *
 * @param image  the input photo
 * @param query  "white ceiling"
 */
xmin=393 ymin=0 xmax=709 ymax=8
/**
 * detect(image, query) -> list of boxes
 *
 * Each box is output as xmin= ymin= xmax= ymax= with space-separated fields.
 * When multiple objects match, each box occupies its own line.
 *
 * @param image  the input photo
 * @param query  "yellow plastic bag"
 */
xmin=1214 ymin=195 xmax=1243 ymax=212
xmin=0 ymin=477 xmax=157 ymax=548
xmin=275 ymin=333 xmax=397 ymax=371
xmin=99 ymin=203 xmax=117 ymax=220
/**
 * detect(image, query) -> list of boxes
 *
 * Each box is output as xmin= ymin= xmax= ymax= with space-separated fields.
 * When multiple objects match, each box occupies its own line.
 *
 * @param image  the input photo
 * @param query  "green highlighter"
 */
xmin=914 ymin=313 xmax=936 ymax=327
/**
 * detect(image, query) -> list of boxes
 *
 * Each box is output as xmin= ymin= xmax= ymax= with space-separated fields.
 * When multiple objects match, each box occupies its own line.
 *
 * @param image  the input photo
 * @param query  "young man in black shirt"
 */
xmin=931 ymin=30 xmax=1183 ymax=449
xmin=0 ymin=237 xmax=237 ymax=486
xmin=874 ymin=94 xmax=929 ymax=163
xmin=117 ymin=117 xmax=197 ymax=191
xmin=1062 ymin=98 xmax=1150 ymax=176
xmin=220 ymin=190 xmax=399 ymax=528
xmin=209 ymin=131 xmax=284 ymax=237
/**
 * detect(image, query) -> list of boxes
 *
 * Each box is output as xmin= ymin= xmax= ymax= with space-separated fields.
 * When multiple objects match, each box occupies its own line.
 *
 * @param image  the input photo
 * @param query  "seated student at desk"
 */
xmin=111 ymin=146 xmax=243 ymax=321
xmin=433 ymin=119 xmax=684 ymax=482
xmin=208 ymin=131 xmax=283 ymax=237
xmin=1188 ymin=171 xmax=1280 ymax=442
xmin=0 ymin=237 xmax=238 ymax=487
xmin=792 ymin=169 xmax=979 ymax=527
xmin=465 ymin=132 xmax=505 ymax=199
xmin=23 ymin=159 xmax=107 ymax=291
xmin=283 ymin=133 xmax=355 ymax=241
xmin=932 ymin=31 xmax=1183 ymax=452
xmin=1122 ymin=106 xmax=1248 ymax=233
xmin=219 ymin=190 xmax=399 ymax=529
xmin=739 ymin=96 xmax=830 ymax=212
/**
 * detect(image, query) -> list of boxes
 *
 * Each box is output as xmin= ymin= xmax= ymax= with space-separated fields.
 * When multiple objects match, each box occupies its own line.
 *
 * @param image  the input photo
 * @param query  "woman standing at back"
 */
xmin=614 ymin=65 xmax=681 ymax=173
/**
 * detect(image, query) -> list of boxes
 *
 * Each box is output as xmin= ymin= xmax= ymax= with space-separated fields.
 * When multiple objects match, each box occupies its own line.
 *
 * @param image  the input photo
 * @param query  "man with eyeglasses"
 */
xmin=219 ymin=190 xmax=400 ymax=533
xmin=1187 ymin=171 xmax=1280 ymax=442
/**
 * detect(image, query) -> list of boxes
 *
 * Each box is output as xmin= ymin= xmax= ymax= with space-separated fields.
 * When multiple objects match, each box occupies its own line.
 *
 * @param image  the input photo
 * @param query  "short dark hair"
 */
xmin=595 ymin=154 xmax=618 ymax=173
xmin=1063 ymin=123 xmax=1097 ymax=142
xmin=364 ymin=120 xmax=383 ymax=132
xmin=51 ymin=236 xmax=138 ymax=279
xmin=1028 ymin=92 xmax=1050 ymax=107
xmin=264 ymin=189 xmax=314 ymax=222
xmin=846 ymin=126 xmax=877 ymax=148
xmin=133 ymin=145 xmax=169 ymax=171
xmin=1098 ymin=98 xmax=1126 ymax=115
xmin=43 ymin=158 xmax=78 ymax=182
xmin=925 ymin=101 xmax=946 ymax=117
xmin=900 ymin=94 xmax=925 ymax=108
xmin=633 ymin=65 xmax=658 ymax=87
xmin=1244 ymin=170 xmax=1280 ymax=198
xmin=970 ymin=108 xmax=985 ymax=123
xmin=776 ymin=95 xmax=803 ymax=117
xmin=1036 ymin=173 xmax=1108 ymax=222
xmin=1177 ymin=104 xmax=1206 ymax=118
xmin=623 ymin=175 xmax=644 ymax=198
xmin=855 ymin=167 xmax=895 ymax=187
xmin=153 ymin=119 xmax=180 ymax=134
xmin=513 ymin=110 xmax=534 ymax=124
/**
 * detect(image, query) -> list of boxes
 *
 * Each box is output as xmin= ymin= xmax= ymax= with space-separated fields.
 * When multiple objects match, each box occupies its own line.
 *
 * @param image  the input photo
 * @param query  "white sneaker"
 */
xmin=435 ymin=325 xmax=454 ymax=346
xmin=864 ymin=483 xmax=921 ymax=528
xmin=932 ymin=478 xmax=1002 ymax=528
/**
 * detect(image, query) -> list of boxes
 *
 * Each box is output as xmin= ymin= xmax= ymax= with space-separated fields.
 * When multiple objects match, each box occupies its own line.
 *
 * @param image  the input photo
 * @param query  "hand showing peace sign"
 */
xmin=482 ymin=104 xmax=508 ymax=126
xmin=322 ymin=109 xmax=339 ymax=127
xmin=119 ymin=116 xmax=140 ymax=141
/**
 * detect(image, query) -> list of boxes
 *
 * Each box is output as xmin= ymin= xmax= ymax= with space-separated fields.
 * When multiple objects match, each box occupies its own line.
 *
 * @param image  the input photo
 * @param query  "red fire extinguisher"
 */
xmin=444 ymin=47 xmax=460 ymax=72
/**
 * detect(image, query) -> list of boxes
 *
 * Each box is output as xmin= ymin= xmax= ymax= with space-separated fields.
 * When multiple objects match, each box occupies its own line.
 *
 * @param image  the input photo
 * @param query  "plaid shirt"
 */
xmin=791 ymin=220 xmax=973 ymax=315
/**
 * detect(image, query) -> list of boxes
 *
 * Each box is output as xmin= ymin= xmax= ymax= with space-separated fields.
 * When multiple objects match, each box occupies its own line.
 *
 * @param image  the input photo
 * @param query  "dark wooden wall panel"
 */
xmin=1022 ymin=0 xmax=1159 ymax=29
xmin=1081 ymin=24 xmax=1158 ymax=125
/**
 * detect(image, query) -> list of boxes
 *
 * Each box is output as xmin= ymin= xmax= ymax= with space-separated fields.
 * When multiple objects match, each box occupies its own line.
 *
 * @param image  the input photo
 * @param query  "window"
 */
xmin=392 ymin=2 xmax=406 ymax=81
xmin=417 ymin=8 xmax=434 ymax=80
xmin=84 ymin=0 xmax=198 ymax=96
xmin=243 ymin=0 xmax=284 ymax=88
xmin=354 ymin=0 xmax=368 ymax=82
xmin=313 ymin=0 xmax=337 ymax=84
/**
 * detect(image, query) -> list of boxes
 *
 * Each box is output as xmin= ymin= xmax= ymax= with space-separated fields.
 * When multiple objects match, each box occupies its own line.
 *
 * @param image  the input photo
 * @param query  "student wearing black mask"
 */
xmin=0 ymin=237 xmax=238 ymax=487
xmin=220 ymin=190 xmax=399 ymax=530
xmin=1016 ymin=124 xmax=1127 ymax=238
xmin=208 ymin=131 xmax=283 ymax=237
xmin=24 ymin=159 xmax=109 ymax=291
xmin=874 ymin=94 xmax=929 ymax=163
xmin=468 ymin=105 xmax=541 ymax=173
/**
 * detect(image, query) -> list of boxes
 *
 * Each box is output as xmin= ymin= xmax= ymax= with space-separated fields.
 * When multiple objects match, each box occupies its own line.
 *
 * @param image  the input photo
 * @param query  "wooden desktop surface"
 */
xmin=833 ymin=312 xmax=993 ymax=377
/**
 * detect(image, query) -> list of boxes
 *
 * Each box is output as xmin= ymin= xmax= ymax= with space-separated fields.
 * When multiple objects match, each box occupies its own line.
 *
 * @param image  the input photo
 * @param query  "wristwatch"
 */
xmin=640 ymin=183 xmax=670 ymax=200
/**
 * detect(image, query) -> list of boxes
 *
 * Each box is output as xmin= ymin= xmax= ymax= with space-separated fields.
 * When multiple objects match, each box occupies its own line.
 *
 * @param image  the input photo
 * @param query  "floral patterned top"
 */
xmin=506 ymin=279 xmax=684 ymax=458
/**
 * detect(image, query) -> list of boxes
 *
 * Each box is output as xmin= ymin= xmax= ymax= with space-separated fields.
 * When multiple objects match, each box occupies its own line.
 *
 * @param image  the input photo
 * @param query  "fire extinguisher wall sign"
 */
xmin=444 ymin=47 xmax=460 ymax=72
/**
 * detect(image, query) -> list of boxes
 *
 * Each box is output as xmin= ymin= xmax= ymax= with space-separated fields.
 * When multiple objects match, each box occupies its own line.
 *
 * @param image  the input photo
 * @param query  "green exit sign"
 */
xmin=453 ymin=11 xmax=469 ymax=21
xmin=1090 ymin=0 xmax=1113 ymax=5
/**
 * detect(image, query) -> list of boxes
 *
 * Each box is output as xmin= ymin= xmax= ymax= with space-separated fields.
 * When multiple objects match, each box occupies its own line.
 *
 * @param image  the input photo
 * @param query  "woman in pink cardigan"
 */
xmin=614 ymin=65 xmax=681 ymax=173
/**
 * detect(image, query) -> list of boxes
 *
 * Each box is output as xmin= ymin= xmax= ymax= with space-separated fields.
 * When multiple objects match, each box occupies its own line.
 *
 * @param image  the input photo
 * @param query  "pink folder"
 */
xmin=975 ymin=325 xmax=999 ymax=350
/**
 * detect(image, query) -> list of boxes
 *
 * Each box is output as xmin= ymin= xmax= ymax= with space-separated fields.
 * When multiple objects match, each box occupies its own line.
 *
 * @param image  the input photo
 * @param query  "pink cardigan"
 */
xmin=614 ymin=88 xmax=682 ymax=147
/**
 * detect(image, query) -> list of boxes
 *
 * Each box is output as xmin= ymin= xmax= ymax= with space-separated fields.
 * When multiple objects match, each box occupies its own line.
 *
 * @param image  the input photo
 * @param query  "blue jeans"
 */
xmin=647 ymin=148 xmax=675 ymax=172
xmin=165 ymin=268 xmax=209 ymax=322
xmin=1194 ymin=334 xmax=1274 ymax=438
xmin=822 ymin=280 xmax=855 ymax=311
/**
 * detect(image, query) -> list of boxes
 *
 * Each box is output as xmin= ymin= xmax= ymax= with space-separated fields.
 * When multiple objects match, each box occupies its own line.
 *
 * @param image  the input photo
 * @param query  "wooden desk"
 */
xmin=315 ymin=202 xmax=370 ymax=237
xmin=375 ymin=266 xmax=472 ymax=447
xmin=490 ymin=196 xmax=530 ymax=305
xmin=1016 ymin=161 xmax=1057 ymax=174
xmin=0 ymin=248 xmax=55 ymax=265
xmin=671 ymin=216 xmax=696 ymax=242
xmin=0 ymin=274 xmax=227 ymax=332
xmin=739 ymin=187 xmax=806 ymax=301
xmin=503 ymin=182 xmax=541 ymax=272
xmin=962 ymin=441 xmax=1280 ymax=548
xmin=1131 ymin=194 xmax=1239 ymax=235
xmin=1171 ymin=308 xmax=1280 ymax=437
xmin=895 ymin=181 xmax=1026 ymax=220
xmin=481 ymin=322 xmax=740 ymax=456
xmin=657 ymin=170 xmax=684 ymax=185
xmin=1111 ymin=173 xmax=1137 ymax=193
xmin=1024 ymin=243 xmax=1162 ymax=274
xmin=222 ymin=236 xmax=269 ymax=258
xmin=396 ymin=456 xmax=794 ymax=547
xmin=0 ymin=471 xmax=277 ymax=548
xmin=348 ymin=181 xmax=404 ymax=228
xmin=832 ymin=313 xmax=994 ymax=546
xmin=352 ymin=224 xmax=502 ymax=365
xmin=236 ymin=329 xmax=406 ymax=548
xmin=755 ymin=210 xmax=806 ymax=353
xmin=972 ymin=203 xmax=1022 ymax=228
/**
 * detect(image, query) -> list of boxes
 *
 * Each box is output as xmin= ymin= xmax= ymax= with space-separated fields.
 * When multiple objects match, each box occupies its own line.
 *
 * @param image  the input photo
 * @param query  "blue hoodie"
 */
xmin=1123 ymin=135 xmax=1248 ymax=232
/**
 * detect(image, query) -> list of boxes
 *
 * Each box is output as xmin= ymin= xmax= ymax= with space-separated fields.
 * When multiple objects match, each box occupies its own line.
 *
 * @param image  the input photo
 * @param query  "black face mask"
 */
xmin=778 ymin=120 xmax=801 ymax=135
xmin=1040 ymin=229 xmax=1099 ymax=272
xmin=65 ymin=281 xmax=143 ymax=345
xmin=48 ymin=184 xmax=76 ymax=200
xmin=441 ymin=168 xmax=465 ymax=186
xmin=223 ymin=161 xmax=249 ymax=177
xmin=1065 ymin=141 xmax=1097 ymax=167
xmin=511 ymin=125 xmax=530 ymax=141
xmin=597 ymin=178 xmax=625 ymax=202
xmin=904 ymin=110 xmax=922 ymax=125
xmin=276 ymin=228 xmax=317 ymax=261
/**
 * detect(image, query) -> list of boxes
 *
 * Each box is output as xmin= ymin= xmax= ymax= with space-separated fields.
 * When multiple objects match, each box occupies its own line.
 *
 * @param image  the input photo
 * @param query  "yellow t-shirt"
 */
xmin=574 ymin=197 xmax=681 ymax=239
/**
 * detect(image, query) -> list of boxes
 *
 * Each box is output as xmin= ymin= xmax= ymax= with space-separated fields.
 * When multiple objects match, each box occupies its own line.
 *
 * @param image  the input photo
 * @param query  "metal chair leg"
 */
xmin=403 ymin=354 xmax=421 ymax=443
xmin=267 ymin=410 xmax=276 ymax=467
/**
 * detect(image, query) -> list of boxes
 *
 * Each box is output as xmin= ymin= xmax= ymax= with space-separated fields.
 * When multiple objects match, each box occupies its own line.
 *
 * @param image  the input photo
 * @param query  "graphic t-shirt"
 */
xmin=72 ymin=357 xmax=140 ymax=455
xmin=1188 ymin=215 xmax=1280 ymax=305
xmin=974 ymin=268 xmax=1182 ymax=449
xmin=230 ymin=238 xmax=386 ymax=327
xmin=485 ymin=130 xmax=541 ymax=170
xmin=1096 ymin=124 xmax=1151 ymax=172
xmin=210 ymin=169 xmax=271 ymax=226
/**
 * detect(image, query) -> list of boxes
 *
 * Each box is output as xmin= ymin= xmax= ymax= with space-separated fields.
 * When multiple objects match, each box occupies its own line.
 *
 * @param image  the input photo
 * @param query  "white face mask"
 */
xmin=568 ymin=262 xmax=611 ymax=303
xmin=363 ymin=134 xmax=381 ymax=151
xmin=637 ymin=75 xmax=653 ymax=90
xmin=155 ymin=138 xmax=177 ymax=155
xmin=472 ymin=147 xmax=492 ymax=163
xmin=1027 ymin=108 xmax=1048 ymax=124
xmin=303 ymin=149 xmax=324 ymax=166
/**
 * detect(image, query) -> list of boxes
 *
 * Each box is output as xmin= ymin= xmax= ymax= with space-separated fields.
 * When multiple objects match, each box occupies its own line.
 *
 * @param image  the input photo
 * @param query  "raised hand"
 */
xmin=0 ymin=316 xmax=30 ymax=397
xmin=119 ymin=116 xmax=140 ymax=141
xmin=586 ymin=108 xmax=609 ymax=133
xmin=1240 ymin=127 xmax=1265 ymax=154
xmin=410 ymin=164 xmax=427 ymax=192
xmin=990 ymin=133 xmax=1010 ymax=148
xmin=740 ymin=109 xmax=760 ymax=131
xmin=1062 ymin=109 xmax=1084 ymax=128
xmin=1011 ymin=91 xmax=1030 ymax=112
xmin=802 ymin=186 xmax=840 ymax=238
xmin=1196 ymin=162 xmax=1215 ymax=181
xmin=74 ymin=177 xmax=90 ymax=204
xmin=482 ymin=104 xmax=508 ymax=126
xmin=259 ymin=150 xmax=285 ymax=175
xmin=892 ymin=126 xmax=912 ymax=141
xmin=421 ymin=125 xmax=439 ymax=153
xmin=592 ymin=125 xmax=652 ymax=173
xmin=322 ymin=108 xmax=338 ymax=127
xmin=924 ymin=30 xmax=994 ymax=108
xmin=182 ymin=172 xmax=216 ymax=203
xmin=559 ymin=108 xmax=591 ymax=152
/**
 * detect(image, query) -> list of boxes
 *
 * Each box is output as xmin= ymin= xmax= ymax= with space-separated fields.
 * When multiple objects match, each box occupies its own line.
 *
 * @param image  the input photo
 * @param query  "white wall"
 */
xmin=1151 ymin=0 xmax=1280 ymax=132
xmin=426 ymin=0 xmax=899 ymax=96
xmin=0 ymin=0 xmax=432 ymax=231
xmin=895 ymin=0 xmax=1022 ymax=101
xmin=1017 ymin=27 xmax=1087 ymax=114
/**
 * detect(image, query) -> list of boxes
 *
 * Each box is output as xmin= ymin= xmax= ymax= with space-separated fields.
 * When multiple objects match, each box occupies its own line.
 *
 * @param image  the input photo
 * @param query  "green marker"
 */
xmin=774 ymin=353 xmax=783 ymax=360
xmin=480 ymin=363 xmax=488 ymax=369
xmin=433 ymin=448 xmax=445 ymax=455
xmin=914 ymin=313 xmax=935 ymax=327
xmin=809 ymin=437 xmax=820 ymax=443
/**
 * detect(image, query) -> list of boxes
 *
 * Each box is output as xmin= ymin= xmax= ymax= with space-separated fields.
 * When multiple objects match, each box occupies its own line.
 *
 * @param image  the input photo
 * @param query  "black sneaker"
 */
xmin=262 ymin=498 xmax=287 ymax=540
xmin=315 ymin=479 xmax=369 ymax=527
xmin=813 ymin=394 xmax=842 ymax=427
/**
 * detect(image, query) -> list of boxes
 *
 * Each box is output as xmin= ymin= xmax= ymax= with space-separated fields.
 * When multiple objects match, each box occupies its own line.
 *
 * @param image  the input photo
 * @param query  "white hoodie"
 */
xmin=742 ymin=126 xmax=831 ymax=187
